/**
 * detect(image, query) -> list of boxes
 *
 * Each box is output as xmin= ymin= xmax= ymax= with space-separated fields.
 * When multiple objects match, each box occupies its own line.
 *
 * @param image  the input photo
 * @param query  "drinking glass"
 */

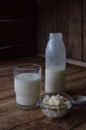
xmin=14 ymin=63 xmax=42 ymax=109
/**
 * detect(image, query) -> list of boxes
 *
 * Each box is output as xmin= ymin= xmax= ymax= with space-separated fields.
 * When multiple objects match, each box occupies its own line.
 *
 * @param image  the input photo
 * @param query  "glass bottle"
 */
xmin=45 ymin=33 xmax=66 ymax=93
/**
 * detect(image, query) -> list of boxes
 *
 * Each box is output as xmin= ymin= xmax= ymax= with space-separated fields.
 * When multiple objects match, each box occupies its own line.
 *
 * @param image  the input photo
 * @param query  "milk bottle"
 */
xmin=45 ymin=33 xmax=66 ymax=93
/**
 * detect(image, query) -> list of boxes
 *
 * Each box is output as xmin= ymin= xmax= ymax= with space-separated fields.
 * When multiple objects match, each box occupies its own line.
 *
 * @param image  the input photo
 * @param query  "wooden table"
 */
xmin=0 ymin=57 xmax=86 ymax=130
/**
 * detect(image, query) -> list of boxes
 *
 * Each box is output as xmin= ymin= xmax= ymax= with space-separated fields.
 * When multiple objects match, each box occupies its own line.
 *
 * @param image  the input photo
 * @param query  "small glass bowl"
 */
xmin=39 ymin=93 xmax=72 ymax=118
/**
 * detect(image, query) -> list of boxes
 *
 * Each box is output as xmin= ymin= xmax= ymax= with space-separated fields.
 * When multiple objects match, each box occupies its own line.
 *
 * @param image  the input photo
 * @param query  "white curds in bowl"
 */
xmin=39 ymin=93 xmax=72 ymax=118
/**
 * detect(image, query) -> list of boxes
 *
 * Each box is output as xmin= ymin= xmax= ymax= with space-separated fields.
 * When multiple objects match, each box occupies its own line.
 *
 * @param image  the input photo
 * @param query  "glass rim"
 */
xmin=14 ymin=63 xmax=41 ymax=71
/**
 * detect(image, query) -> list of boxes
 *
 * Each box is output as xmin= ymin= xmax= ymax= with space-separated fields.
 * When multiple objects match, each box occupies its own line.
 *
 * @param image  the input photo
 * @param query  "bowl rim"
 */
xmin=39 ymin=92 xmax=72 ymax=110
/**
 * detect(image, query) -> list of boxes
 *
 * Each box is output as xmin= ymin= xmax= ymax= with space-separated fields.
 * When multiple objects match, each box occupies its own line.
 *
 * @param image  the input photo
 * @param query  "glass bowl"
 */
xmin=39 ymin=93 xmax=72 ymax=118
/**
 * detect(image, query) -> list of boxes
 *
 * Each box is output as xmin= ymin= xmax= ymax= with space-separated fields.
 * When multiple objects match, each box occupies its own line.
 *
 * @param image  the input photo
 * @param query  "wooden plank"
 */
xmin=0 ymin=78 xmax=13 ymax=92
xmin=0 ymin=108 xmax=44 ymax=130
xmin=56 ymin=0 xmax=69 ymax=57
xmin=45 ymin=0 xmax=57 ymax=40
xmin=37 ymin=0 xmax=57 ymax=55
xmin=0 ymin=89 xmax=14 ymax=100
xmin=67 ymin=58 xmax=86 ymax=67
xmin=0 ymin=57 xmax=45 ymax=67
xmin=69 ymin=0 xmax=82 ymax=60
xmin=66 ymin=64 xmax=84 ymax=75
xmin=11 ymin=105 xmax=86 ymax=130
xmin=73 ymin=123 xmax=86 ymax=130
xmin=66 ymin=77 xmax=86 ymax=95
xmin=83 ymin=0 xmax=86 ymax=61
xmin=66 ymin=69 xmax=86 ymax=83
xmin=37 ymin=0 xmax=46 ymax=55
xmin=0 ymin=19 xmax=36 ymax=60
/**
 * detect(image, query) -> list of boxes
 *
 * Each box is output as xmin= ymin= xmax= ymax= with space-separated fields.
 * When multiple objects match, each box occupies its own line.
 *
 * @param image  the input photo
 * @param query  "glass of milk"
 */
xmin=14 ymin=63 xmax=41 ymax=109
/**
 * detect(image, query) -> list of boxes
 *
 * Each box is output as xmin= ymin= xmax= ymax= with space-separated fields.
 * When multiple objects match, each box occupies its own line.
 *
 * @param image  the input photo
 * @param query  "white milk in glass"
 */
xmin=14 ymin=73 xmax=40 ymax=106
xmin=45 ymin=66 xmax=65 ymax=93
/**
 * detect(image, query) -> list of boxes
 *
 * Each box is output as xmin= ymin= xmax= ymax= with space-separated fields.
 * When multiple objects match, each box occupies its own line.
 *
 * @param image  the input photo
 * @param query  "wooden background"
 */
xmin=0 ymin=0 xmax=86 ymax=62
xmin=37 ymin=0 xmax=86 ymax=62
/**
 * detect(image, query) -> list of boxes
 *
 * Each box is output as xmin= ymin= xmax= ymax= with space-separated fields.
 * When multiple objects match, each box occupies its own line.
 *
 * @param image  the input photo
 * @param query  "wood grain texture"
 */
xmin=56 ymin=0 xmax=69 ymax=57
xmin=0 ymin=56 xmax=86 ymax=129
xmin=45 ymin=0 xmax=57 ymax=39
xmin=37 ymin=0 xmax=47 ymax=55
xmin=83 ymin=0 xmax=86 ymax=61
xmin=73 ymin=123 xmax=86 ymax=130
xmin=69 ymin=0 xmax=82 ymax=60
xmin=37 ymin=0 xmax=57 ymax=55
xmin=0 ymin=19 xmax=36 ymax=60
xmin=67 ymin=59 xmax=86 ymax=67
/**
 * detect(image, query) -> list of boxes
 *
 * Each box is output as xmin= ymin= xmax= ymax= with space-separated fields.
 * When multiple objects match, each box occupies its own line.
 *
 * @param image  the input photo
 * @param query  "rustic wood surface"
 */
xmin=0 ymin=56 xmax=86 ymax=130
xmin=56 ymin=0 xmax=69 ymax=57
xmin=69 ymin=0 xmax=82 ymax=60
xmin=83 ymin=0 xmax=86 ymax=61
xmin=37 ymin=0 xmax=47 ymax=55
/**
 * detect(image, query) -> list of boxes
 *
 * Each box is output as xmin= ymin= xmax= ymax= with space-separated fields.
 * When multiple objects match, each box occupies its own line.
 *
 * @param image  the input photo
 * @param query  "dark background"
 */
xmin=0 ymin=0 xmax=37 ymax=60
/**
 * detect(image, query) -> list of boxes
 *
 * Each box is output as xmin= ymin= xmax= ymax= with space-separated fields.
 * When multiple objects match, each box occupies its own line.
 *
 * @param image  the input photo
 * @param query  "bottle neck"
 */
xmin=49 ymin=33 xmax=63 ymax=40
